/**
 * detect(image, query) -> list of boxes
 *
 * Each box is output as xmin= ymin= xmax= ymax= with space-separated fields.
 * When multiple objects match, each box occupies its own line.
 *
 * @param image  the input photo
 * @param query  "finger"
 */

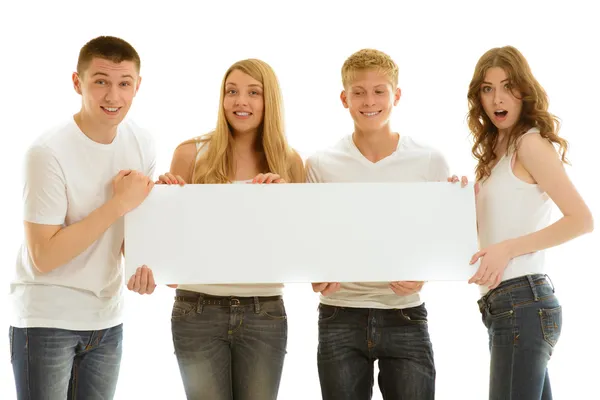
xmin=470 ymin=250 xmax=485 ymax=265
xmin=461 ymin=176 xmax=468 ymax=188
xmin=469 ymin=264 xmax=487 ymax=284
xmin=176 ymin=175 xmax=186 ymax=186
xmin=274 ymin=178 xmax=285 ymax=184
xmin=450 ymin=175 xmax=459 ymax=183
xmin=252 ymin=174 xmax=264 ymax=184
xmin=490 ymin=273 xmax=502 ymax=290
xmin=133 ymin=267 xmax=142 ymax=292
xmin=127 ymin=274 xmax=135 ymax=291
xmin=157 ymin=175 xmax=170 ymax=184
xmin=166 ymin=173 xmax=178 ymax=184
xmin=167 ymin=284 xmax=178 ymax=288
xmin=312 ymin=282 xmax=327 ymax=293
xmin=140 ymin=266 xmax=149 ymax=294
xmin=146 ymin=267 xmax=156 ymax=294
xmin=389 ymin=283 xmax=409 ymax=296
xmin=265 ymin=174 xmax=275 ymax=184
xmin=322 ymin=283 xmax=340 ymax=296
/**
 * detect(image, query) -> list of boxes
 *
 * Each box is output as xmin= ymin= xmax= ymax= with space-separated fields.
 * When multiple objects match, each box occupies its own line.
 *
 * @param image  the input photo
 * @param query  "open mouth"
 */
xmin=101 ymin=106 xmax=120 ymax=115
xmin=494 ymin=109 xmax=508 ymax=118
xmin=234 ymin=111 xmax=252 ymax=117
xmin=360 ymin=111 xmax=382 ymax=117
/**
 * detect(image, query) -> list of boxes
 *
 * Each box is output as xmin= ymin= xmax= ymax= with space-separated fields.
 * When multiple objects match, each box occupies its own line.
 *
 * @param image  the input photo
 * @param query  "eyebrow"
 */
xmin=226 ymin=82 xmax=263 ymax=88
xmin=482 ymin=79 xmax=509 ymax=85
xmin=91 ymin=72 xmax=135 ymax=79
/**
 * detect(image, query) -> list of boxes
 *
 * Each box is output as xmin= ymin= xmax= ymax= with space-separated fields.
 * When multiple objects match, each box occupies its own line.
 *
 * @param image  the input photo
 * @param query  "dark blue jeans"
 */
xmin=9 ymin=324 xmax=123 ymax=400
xmin=317 ymin=303 xmax=435 ymax=400
xmin=171 ymin=290 xmax=288 ymax=400
xmin=478 ymin=274 xmax=562 ymax=400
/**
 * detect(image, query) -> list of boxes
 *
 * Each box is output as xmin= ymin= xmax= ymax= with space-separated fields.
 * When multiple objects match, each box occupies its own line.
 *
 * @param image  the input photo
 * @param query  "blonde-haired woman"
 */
xmin=129 ymin=58 xmax=304 ymax=399
xmin=467 ymin=46 xmax=593 ymax=399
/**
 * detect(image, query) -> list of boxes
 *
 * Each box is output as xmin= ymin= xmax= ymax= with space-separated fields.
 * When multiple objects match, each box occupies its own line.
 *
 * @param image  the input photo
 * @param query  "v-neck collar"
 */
xmin=347 ymin=133 xmax=404 ymax=167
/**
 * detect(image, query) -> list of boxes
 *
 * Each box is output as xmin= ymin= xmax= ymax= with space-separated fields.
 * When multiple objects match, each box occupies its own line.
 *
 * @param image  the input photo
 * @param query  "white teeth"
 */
xmin=495 ymin=109 xmax=506 ymax=113
xmin=235 ymin=112 xmax=250 ymax=116
xmin=363 ymin=111 xmax=380 ymax=117
xmin=104 ymin=107 xmax=118 ymax=112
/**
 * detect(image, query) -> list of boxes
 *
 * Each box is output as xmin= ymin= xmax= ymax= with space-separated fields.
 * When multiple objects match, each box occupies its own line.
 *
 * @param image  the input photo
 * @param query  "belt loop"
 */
xmin=196 ymin=294 xmax=204 ymax=314
xmin=254 ymin=297 xmax=260 ymax=314
xmin=526 ymin=275 xmax=539 ymax=302
xmin=545 ymin=274 xmax=556 ymax=293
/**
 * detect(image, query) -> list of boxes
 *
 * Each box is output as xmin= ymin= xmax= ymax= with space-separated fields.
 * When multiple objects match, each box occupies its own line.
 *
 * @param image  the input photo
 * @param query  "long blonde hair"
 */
xmin=467 ymin=46 xmax=568 ymax=181
xmin=182 ymin=59 xmax=302 ymax=183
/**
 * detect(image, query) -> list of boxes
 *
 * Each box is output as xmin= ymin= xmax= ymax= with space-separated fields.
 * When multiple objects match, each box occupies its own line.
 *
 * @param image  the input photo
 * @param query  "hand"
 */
xmin=312 ymin=282 xmax=341 ymax=296
xmin=468 ymin=241 xmax=514 ymax=289
xmin=156 ymin=172 xmax=185 ymax=186
xmin=389 ymin=281 xmax=425 ymax=296
xmin=448 ymin=175 xmax=469 ymax=188
xmin=251 ymin=173 xmax=285 ymax=184
xmin=112 ymin=170 xmax=154 ymax=214
xmin=127 ymin=265 xmax=157 ymax=295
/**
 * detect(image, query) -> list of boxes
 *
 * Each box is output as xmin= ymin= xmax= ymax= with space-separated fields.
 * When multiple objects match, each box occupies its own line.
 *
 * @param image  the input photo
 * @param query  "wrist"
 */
xmin=107 ymin=196 xmax=127 ymax=218
xmin=504 ymin=238 xmax=519 ymax=259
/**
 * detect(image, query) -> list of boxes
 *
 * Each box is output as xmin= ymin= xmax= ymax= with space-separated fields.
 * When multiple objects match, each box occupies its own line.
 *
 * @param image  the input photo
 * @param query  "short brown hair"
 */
xmin=77 ymin=36 xmax=141 ymax=77
xmin=341 ymin=49 xmax=399 ymax=88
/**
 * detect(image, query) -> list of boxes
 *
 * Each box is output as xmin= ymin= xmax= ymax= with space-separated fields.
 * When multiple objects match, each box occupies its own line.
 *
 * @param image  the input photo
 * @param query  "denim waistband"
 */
xmin=478 ymin=274 xmax=555 ymax=306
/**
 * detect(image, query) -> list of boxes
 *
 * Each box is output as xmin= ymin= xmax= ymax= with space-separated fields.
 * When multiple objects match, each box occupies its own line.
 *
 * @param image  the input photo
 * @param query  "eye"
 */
xmin=227 ymin=89 xmax=237 ymax=95
xmin=504 ymin=83 xmax=511 ymax=90
xmin=95 ymin=80 xmax=106 ymax=85
xmin=481 ymin=86 xmax=492 ymax=93
xmin=120 ymin=82 xmax=131 ymax=87
xmin=250 ymin=90 xmax=261 ymax=96
xmin=375 ymin=90 xmax=385 ymax=95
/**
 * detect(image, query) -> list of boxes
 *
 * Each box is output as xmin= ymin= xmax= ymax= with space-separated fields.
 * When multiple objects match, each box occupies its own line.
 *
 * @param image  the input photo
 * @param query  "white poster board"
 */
xmin=124 ymin=183 xmax=479 ymax=284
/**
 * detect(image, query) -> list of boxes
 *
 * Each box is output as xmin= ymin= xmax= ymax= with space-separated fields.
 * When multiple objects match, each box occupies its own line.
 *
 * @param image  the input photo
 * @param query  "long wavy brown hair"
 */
xmin=467 ymin=46 xmax=568 ymax=181
xmin=179 ymin=59 xmax=304 ymax=184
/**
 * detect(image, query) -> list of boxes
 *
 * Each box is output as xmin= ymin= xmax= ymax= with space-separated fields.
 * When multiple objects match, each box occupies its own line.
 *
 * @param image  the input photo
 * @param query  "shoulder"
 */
xmin=517 ymin=127 xmax=556 ymax=159
xmin=402 ymin=136 xmax=448 ymax=164
xmin=306 ymin=135 xmax=350 ymax=169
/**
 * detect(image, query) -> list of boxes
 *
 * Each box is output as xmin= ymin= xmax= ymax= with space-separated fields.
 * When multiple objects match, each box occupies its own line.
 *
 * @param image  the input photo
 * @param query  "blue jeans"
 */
xmin=317 ymin=303 xmax=435 ymax=400
xmin=9 ymin=324 xmax=123 ymax=400
xmin=171 ymin=290 xmax=288 ymax=400
xmin=478 ymin=274 xmax=562 ymax=400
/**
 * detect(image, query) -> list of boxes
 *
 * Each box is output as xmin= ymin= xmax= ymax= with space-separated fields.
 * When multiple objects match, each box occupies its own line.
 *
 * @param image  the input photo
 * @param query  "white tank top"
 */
xmin=178 ymin=138 xmax=284 ymax=296
xmin=476 ymin=128 xmax=553 ymax=295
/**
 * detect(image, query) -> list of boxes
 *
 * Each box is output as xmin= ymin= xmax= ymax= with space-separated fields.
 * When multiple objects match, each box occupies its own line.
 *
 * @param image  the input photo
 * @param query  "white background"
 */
xmin=0 ymin=1 xmax=598 ymax=399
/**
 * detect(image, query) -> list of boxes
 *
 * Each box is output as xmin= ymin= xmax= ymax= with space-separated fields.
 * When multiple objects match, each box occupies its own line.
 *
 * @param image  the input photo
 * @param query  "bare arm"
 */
xmin=169 ymin=142 xmax=197 ymax=182
xmin=505 ymin=134 xmax=594 ymax=257
xmin=26 ymin=198 xmax=125 ymax=273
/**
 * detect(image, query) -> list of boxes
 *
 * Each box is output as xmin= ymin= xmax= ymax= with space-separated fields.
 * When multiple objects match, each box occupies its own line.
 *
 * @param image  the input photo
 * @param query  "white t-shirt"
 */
xmin=306 ymin=134 xmax=450 ymax=309
xmin=476 ymin=127 xmax=552 ymax=295
xmin=177 ymin=138 xmax=284 ymax=297
xmin=9 ymin=118 xmax=156 ymax=330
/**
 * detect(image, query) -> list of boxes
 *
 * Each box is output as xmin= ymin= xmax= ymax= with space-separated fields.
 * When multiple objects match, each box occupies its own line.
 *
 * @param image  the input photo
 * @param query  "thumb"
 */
xmin=312 ymin=282 xmax=327 ymax=292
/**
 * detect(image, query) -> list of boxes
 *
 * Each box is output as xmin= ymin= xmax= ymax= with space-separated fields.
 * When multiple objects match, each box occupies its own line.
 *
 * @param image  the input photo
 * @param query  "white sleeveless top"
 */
xmin=476 ymin=128 xmax=553 ymax=295
xmin=178 ymin=138 xmax=284 ymax=296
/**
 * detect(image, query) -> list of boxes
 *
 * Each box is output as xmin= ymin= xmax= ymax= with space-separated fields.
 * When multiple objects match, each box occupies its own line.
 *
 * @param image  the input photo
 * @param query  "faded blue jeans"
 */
xmin=317 ymin=303 xmax=435 ymax=399
xmin=9 ymin=324 xmax=123 ymax=400
xmin=171 ymin=290 xmax=287 ymax=400
xmin=478 ymin=274 xmax=562 ymax=400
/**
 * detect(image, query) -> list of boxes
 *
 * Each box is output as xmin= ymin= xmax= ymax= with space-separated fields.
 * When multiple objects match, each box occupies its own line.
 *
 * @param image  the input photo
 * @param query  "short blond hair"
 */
xmin=341 ymin=49 xmax=399 ymax=89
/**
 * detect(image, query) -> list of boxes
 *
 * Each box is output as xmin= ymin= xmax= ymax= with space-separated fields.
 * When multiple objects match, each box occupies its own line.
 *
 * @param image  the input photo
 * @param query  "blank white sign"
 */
xmin=124 ymin=183 xmax=479 ymax=284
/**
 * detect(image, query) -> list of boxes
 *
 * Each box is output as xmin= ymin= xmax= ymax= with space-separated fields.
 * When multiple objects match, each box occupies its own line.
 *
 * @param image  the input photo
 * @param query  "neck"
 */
xmin=232 ymin=129 xmax=260 ymax=155
xmin=352 ymin=124 xmax=399 ymax=163
xmin=74 ymin=111 xmax=118 ymax=144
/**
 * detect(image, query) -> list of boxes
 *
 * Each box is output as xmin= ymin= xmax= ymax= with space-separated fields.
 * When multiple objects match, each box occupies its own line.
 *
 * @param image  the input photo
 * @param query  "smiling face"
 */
xmin=341 ymin=69 xmax=400 ymax=134
xmin=222 ymin=69 xmax=265 ymax=136
xmin=73 ymin=57 xmax=141 ymax=128
xmin=479 ymin=67 xmax=523 ymax=135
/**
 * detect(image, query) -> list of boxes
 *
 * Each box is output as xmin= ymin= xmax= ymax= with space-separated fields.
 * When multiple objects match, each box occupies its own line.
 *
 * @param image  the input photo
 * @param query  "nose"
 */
xmin=234 ymin=92 xmax=249 ymax=106
xmin=104 ymin=84 xmax=119 ymax=104
xmin=364 ymin=92 xmax=376 ymax=106
xmin=493 ymin=89 xmax=504 ymax=106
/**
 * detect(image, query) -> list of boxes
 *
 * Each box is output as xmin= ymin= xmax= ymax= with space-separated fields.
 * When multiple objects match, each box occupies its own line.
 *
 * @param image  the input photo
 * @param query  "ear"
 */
xmin=393 ymin=87 xmax=401 ymax=106
xmin=340 ymin=90 xmax=349 ymax=109
xmin=73 ymin=72 xmax=82 ymax=95
xmin=134 ymin=76 xmax=142 ymax=96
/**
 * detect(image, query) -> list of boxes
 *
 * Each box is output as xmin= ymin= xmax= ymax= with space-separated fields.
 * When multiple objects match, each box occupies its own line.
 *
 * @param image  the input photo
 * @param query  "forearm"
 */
xmin=507 ymin=214 xmax=594 ymax=259
xmin=31 ymin=198 xmax=125 ymax=273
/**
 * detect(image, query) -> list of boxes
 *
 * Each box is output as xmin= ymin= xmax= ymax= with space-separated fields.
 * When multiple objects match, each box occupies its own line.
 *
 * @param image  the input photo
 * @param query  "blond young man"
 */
xmin=307 ymin=49 xmax=462 ymax=400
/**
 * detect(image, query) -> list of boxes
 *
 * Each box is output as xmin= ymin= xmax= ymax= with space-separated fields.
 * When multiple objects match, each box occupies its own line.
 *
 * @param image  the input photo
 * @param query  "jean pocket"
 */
xmin=259 ymin=300 xmax=287 ymax=321
xmin=539 ymin=306 xmax=562 ymax=347
xmin=317 ymin=304 xmax=339 ymax=323
xmin=171 ymin=301 xmax=196 ymax=321
xmin=399 ymin=304 xmax=428 ymax=324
